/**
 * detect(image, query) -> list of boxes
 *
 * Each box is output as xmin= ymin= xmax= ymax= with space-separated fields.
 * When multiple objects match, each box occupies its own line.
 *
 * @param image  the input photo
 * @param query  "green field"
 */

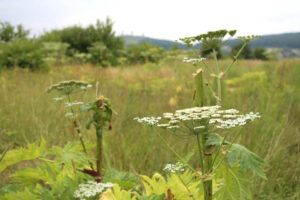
xmin=0 ymin=58 xmax=299 ymax=199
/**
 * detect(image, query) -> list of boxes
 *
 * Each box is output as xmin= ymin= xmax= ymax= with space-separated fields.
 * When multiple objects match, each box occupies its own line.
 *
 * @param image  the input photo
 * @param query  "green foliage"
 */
xmin=226 ymin=144 xmax=268 ymax=179
xmin=126 ymin=42 xmax=165 ymax=64
xmin=214 ymin=164 xmax=251 ymax=200
xmin=103 ymin=168 xmax=139 ymax=190
xmin=88 ymin=42 xmax=117 ymax=67
xmin=254 ymin=47 xmax=268 ymax=60
xmin=0 ymin=138 xmax=45 ymax=173
xmin=100 ymin=184 xmax=136 ymax=200
xmin=0 ymin=21 xmax=29 ymax=42
xmin=82 ymin=96 xmax=113 ymax=134
xmin=42 ymin=42 xmax=70 ymax=65
xmin=0 ymin=39 xmax=49 ymax=70
xmin=47 ymin=141 xmax=94 ymax=168
xmin=40 ymin=18 xmax=124 ymax=66
xmin=140 ymin=170 xmax=203 ymax=199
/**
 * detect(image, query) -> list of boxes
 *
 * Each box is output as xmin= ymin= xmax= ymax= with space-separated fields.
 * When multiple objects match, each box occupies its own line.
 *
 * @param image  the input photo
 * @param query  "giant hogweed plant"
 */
xmin=47 ymin=80 xmax=113 ymax=182
xmin=134 ymin=30 xmax=267 ymax=200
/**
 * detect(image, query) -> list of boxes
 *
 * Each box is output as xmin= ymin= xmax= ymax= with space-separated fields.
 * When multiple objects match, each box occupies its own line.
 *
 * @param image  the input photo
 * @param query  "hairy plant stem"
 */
xmin=196 ymin=133 xmax=205 ymax=173
xmin=96 ymin=128 xmax=103 ymax=178
xmin=67 ymin=94 xmax=94 ymax=170
xmin=202 ymin=133 xmax=213 ymax=200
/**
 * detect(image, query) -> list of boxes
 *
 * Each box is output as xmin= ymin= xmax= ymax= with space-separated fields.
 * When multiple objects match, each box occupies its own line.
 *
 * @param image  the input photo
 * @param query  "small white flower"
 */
xmin=183 ymin=57 xmax=206 ymax=64
xmin=74 ymin=181 xmax=113 ymax=200
xmin=163 ymin=162 xmax=185 ymax=173
xmin=133 ymin=116 xmax=161 ymax=126
xmin=65 ymin=102 xmax=83 ymax=107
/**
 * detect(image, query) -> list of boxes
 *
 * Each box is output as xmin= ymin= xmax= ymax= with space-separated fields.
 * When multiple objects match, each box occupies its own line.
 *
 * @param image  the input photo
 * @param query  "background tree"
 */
xmin=230 ymin=42 xmax=254 ymax=59
xmin=254 ymin=47 xmax=268 ymax=60
xmin=0 ymin=22 xmax=29 ymax=42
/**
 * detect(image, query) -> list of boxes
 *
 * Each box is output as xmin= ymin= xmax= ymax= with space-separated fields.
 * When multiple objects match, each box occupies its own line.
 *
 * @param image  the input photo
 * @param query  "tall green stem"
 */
xmin=213 ymin=48 xmax=222 ymax=105
xmin=196 ymin=133 xmax=205 ymax=173
xmin=67 ymin=95 xmax=93 ymax=170
xmin=96 ymin=128 xmax=103 ymax=178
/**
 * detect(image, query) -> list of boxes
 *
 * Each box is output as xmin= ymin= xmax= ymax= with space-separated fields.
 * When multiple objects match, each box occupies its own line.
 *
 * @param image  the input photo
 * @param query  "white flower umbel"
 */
xmin=183 ymin=57 xmax=206 ymax=64
xmin=154 ymin=106 xmax=260 ymax=131
xmin=134 ymin=116 xmax=161 ymax=127
xmin=163 ymin=162 xmax=185 ymax=173
xmin=65 ymin=102 xmax=84 ymax=107
xmin=74 ymin=181 xmax=113 ymax=200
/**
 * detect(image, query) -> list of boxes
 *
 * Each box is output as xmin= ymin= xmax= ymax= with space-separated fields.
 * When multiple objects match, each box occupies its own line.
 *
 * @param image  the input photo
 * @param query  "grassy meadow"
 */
xmin=0 ymin=58 xmax=299 ymax=199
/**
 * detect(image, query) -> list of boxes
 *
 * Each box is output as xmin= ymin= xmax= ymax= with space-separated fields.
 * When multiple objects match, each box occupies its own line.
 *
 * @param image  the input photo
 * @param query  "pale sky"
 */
xmin=0 ymin=0 xmax=300 ymax=40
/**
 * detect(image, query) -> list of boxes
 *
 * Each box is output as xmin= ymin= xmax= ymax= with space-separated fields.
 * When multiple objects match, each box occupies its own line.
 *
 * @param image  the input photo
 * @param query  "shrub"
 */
xmin=0 ymin=39 xmax=48 ymax=70
xmin=126 ymin=42 xmax=165 ymax=64
xmin=254 ymin=47 xmax=269 ymax=60
xmin=230 ymin=42 xmax=254 ymax=59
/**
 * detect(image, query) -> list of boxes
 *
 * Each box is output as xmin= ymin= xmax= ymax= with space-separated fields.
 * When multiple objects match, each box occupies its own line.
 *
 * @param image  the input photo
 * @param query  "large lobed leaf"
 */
xmin=226 ymin=144 xmax=268 ymax=180
xmin=0 ymin=138 xmax=46 ymax=173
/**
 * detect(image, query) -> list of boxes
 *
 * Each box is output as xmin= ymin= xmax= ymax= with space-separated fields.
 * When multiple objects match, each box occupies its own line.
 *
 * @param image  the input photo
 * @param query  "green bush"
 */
xmin=126 ymin=42 xmax=165 ymax=64
xmin=0 ymin=39 xmax=48 ymax=70
xmin=230 ymin=42 xmax=254 ymax=59
xmin=254 ymin=47 xmax=269 ymax=60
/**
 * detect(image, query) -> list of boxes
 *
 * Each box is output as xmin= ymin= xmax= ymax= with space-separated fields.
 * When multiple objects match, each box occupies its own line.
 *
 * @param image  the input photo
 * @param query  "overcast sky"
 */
xmin=1 ymin=0 xmax=300 ymax=40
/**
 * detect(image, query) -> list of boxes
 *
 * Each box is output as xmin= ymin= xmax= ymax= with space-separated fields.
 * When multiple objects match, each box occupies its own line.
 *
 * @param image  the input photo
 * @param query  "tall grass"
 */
xmin=0 ymin=59 xmax=299 ymax=199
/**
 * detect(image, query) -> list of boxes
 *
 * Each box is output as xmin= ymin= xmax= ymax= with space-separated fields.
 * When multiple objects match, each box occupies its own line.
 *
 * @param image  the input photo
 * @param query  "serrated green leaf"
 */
xmin=214 ymin=163 xmax=251 ymax=200
xmin=205 ymin=133 xmax=229 ymax=147
xmin=0 ymin=138 xmax=46 ymax=173
xmin=46 ymin=141 xmax=94 ymax=168
xmin=226 ymin=144 xmax=268 ymax=179
xmin=103 ymin=168 xmax=139 ymax=190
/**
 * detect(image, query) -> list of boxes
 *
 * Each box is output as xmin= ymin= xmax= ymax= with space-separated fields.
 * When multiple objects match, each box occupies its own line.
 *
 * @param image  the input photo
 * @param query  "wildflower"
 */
xmin=133 ymin=116 xmax=161 ymax=126
xmin=65 ymin=102 xmax=84 ymax=107
xmin=163 ymin=162 xmax=185 ymax=173
xmin=74 ymin=181 xmax=113 ymax=200
xmin=183 ymin=57 xmax=206 ymax=64
xmin=47 ymin=80 xmax=92 ymax=95
xmin=153 ymin=106 xmax=260 ymax=131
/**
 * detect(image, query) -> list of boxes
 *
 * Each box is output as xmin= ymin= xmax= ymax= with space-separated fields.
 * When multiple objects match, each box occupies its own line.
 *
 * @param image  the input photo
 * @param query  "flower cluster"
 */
xmin=65 ymin=101 xmax=84 ymax=107
xmin=74 ymin=181 xmax=113 ymax=200
xmin=183 ymin=57 xmax=206 ymax=64
xmin=47 ymin=80 xmax=92 ymax=95
xmin=133 ymin=116 xmax=161 ymax=126
xmin=163 ymin=162 xmax=185 ymax=173
xmin=144 ymin=106 xmax=261 ymax=132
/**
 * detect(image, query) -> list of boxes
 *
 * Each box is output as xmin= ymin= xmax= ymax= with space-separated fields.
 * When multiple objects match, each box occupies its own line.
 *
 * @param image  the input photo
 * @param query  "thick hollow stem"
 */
xmin=96 ymin=128 xmax=103 ymax=178
xmin=202 ymin=133 xmax=213 ymax=200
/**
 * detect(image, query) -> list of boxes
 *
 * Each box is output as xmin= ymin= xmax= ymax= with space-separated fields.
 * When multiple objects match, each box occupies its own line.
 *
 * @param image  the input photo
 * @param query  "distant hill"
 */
xmin=121 ymin=32 xmax=300 ymax=50
xmin=229 ymin=32 xmax=300 ymax=49
xmin=121 ymin=35 xmax=189 ymax=50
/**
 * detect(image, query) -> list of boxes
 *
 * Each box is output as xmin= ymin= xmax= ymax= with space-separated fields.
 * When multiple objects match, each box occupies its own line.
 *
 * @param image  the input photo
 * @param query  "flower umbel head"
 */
xmin=163 ymin=162 xmax=185 ymax=173
xmin=153 ymin=106 xmax=260 ymax=133
xmin=133 ymin=116 xmax=161 ymax=127
xmin=47 ymin=80 xmax=92 ymax=96
xmin=74 ymin=181 xmax=113 ymax=200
